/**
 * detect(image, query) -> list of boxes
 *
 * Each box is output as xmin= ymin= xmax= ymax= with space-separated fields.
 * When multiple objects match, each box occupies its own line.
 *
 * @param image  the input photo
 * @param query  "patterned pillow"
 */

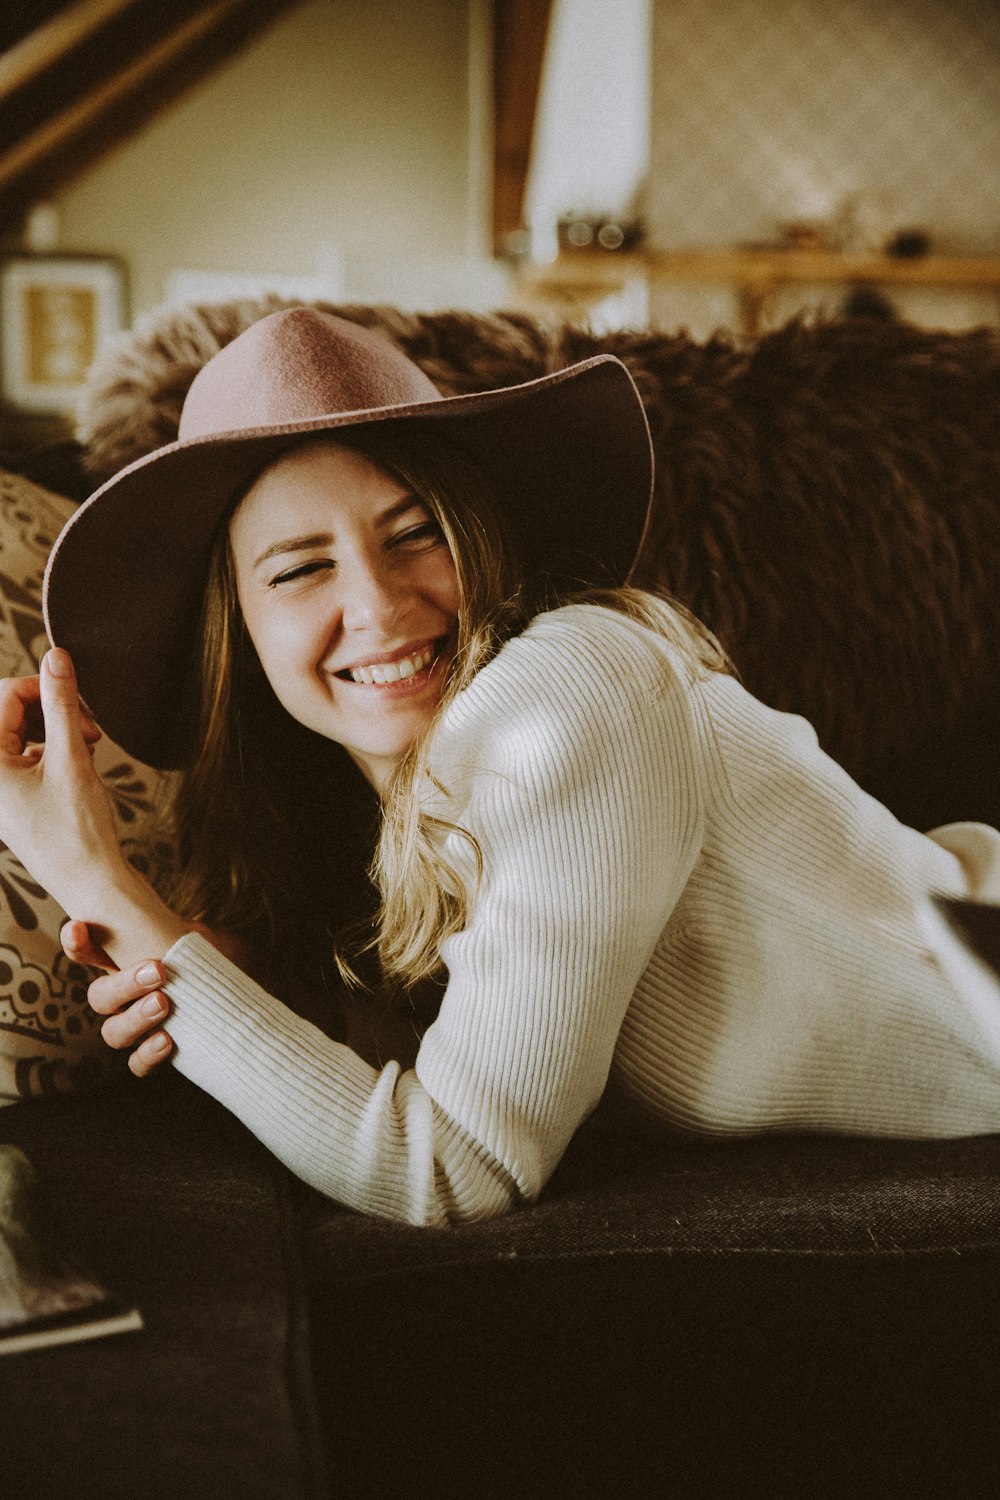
xmin=0 ymin=468 xmax=176 ymax=1104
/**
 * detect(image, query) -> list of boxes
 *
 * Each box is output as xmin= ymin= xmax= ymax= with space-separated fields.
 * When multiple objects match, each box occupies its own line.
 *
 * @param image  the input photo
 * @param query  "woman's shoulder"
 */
xmin=431 ymin=603 xmax=697 ymax=788
xmin=503 ymin=601 xmax=686 ymax=685
xmin=466 ymin=602 xmax=685 ymax=713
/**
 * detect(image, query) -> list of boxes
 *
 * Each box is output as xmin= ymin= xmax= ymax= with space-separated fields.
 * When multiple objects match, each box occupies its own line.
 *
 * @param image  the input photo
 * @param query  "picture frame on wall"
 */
xmin=0 ymin=255 xmax=128 ymax=415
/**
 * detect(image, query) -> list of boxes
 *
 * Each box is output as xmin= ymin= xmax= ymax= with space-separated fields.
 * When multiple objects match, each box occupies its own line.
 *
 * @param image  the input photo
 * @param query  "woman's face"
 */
xmin=230 ymin=439 xmax=460 ymax=794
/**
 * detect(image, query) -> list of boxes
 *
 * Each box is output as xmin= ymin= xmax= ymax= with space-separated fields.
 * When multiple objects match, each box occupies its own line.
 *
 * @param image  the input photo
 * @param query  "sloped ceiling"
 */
xmin=1 ymin=1 xmax=553 ymax=245
xmin=0 ymin=0 xmax=302 ymax=227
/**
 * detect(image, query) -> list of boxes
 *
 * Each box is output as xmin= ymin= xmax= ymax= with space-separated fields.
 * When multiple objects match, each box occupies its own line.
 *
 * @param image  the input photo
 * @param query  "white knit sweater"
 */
xmin=162 ymin=605 xmax=1000 ymax=1226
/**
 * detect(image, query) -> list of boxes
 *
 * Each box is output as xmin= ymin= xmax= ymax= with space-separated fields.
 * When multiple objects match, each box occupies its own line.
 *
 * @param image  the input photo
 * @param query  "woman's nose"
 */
xmin=339 ymin=553 xmax=407 ymax=630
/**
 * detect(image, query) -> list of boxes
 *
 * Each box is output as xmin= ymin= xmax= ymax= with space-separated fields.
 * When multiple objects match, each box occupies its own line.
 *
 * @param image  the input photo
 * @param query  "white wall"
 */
xmin=47 ymin=0 xmax=507 ymax=317
xmin=525 ymin=0 xmax=650 ymax=243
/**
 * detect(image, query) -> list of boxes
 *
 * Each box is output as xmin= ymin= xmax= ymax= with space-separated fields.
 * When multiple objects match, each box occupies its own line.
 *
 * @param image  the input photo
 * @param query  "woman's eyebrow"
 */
xmin=253 ymin=531 xmax=333 ymax=569
xmin=251 ymin=495 xmax=426 ymax=570
xmin=373 ymin=493 xmax=425 ymax=527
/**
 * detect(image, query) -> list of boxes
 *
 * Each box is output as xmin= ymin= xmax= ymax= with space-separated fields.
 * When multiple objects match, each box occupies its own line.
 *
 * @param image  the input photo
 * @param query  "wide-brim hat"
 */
xmin=43 ymin=307 xmax=654 ymax=769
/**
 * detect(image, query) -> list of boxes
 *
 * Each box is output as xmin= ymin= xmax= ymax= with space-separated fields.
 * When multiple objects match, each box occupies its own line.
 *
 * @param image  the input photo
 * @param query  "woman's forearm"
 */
xmin=75 ymin=870 xmax=192 ymax=970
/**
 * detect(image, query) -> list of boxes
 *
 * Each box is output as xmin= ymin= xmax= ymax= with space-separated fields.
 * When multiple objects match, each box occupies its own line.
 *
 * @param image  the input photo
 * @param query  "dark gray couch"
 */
xmin=5 ymin=1070 xmax=1000 ymax=1499
xmin=2 ymin=305 xmax=999 ymax=1499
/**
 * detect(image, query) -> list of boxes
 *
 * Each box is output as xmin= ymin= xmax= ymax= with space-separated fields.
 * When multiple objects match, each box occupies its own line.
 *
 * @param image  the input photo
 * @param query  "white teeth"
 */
xmin=348 ymin=646 xmax=433 ymax=685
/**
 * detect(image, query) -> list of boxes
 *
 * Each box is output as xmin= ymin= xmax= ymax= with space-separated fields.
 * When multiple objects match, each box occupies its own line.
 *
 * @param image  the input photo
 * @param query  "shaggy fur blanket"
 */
xmin=78 ymin=299 xmax=1000 ymax=829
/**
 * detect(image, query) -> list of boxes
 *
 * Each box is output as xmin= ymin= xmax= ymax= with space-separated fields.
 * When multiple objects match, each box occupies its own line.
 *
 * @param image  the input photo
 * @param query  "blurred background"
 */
xmin=1 ymin=0 xmax=998 ymax=442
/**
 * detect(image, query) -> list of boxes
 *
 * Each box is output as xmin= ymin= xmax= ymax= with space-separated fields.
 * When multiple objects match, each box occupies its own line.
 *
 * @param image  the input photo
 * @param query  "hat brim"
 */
xmin=43 ymin=354 xmax=653 ymax=769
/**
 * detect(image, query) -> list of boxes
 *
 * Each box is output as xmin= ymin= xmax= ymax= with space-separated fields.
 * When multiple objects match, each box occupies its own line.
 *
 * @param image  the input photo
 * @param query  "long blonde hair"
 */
xmin=169 ymin=429 xmax=730 ymax=993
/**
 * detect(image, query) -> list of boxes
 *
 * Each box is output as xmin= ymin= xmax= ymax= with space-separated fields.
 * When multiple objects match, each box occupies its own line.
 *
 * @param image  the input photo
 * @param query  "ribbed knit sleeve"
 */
xmin=160 ymin=606 xmax=703 ymax=1226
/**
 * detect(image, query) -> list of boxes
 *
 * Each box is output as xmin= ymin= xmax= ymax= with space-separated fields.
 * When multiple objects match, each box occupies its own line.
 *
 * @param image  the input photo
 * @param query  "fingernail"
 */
xmin=135 ymin=962 xmax=161 ymax=986
xmin=142 ymin=994 xmax=165 ymax=1017
xmin=46 ymin=647 xmax=73 ymax=678
xmin=151 ymin=1033 xmax=171 ymax=1053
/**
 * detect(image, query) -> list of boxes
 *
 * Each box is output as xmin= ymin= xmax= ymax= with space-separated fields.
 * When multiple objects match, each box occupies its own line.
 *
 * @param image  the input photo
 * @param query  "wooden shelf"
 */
xmin=515 ymin=248 xmax=1000 ymax=333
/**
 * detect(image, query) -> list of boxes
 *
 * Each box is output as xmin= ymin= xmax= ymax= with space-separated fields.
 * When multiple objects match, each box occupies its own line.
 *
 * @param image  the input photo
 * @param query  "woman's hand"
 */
xmin=0 ymin=650 xmax=128 ymax=917
xmin=0 ymin=647 xmax=191 ymax=968
xmin=0 ymin=667 xmax=102 ymax=758
xmin=61 ymin=918 xmax=258 ymax=1079
xmin=61 ymin=920 xmax=173 ymax=1079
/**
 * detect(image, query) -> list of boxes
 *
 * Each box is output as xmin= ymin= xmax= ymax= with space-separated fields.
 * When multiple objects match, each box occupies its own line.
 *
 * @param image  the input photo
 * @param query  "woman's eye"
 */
xmin=390 ymin=521 xmax=445 ymax=551
xmin=269 ymin=559 xmax=334 ymax=587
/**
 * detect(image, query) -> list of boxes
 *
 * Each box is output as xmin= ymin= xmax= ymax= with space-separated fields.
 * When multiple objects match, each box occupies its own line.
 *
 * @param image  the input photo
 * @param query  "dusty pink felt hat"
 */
xmin=43 ymin=307 xmax=654 ymax=769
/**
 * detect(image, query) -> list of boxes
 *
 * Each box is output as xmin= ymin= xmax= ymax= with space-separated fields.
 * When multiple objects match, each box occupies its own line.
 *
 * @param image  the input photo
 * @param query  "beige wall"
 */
xmin=48 ymin=0 xmax=493 ymax=317
xmin=647 ymin=0 xmax=1000 ymax=334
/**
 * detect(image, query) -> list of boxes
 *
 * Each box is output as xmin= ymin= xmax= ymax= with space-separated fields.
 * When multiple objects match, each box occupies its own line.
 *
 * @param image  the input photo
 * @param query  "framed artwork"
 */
xmin=0 ymin=255 xmax=128 ymax=414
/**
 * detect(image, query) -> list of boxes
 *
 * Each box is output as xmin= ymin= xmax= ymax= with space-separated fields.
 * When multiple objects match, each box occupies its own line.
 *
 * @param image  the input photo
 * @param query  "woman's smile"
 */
xmin=230 ymin=439 xmax=460 ymax=793
xmin=332 ymin=634 xmax=447 ymax=687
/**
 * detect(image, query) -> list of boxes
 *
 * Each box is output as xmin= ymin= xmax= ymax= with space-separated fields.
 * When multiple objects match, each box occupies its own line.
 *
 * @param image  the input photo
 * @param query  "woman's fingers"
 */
xmin=0 ymin=666 xmax=101 ymax=755
xmin=100 ymin=988 xmax=170 ymax=1050
xmin=128 ymin=1030 xmax=173 ymax=1077
xmin=80 ymin=708 xmax=102 ymax=744
xmin=39 ymin=650 xmax=91 ymax=770
xmin=60 ymin=919 xmax=115 ymax=972
xmin=88 ymin=959 xmax=165 ymax=1016
xmin=87 ymin=953 xmax=174 ymax=1076
xmin=0 ymin=674 xmax=42 ymax=746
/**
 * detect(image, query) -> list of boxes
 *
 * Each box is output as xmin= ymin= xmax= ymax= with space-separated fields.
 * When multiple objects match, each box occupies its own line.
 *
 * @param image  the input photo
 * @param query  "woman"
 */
xmin=1 ymin=307 xmax=999 ymax=1227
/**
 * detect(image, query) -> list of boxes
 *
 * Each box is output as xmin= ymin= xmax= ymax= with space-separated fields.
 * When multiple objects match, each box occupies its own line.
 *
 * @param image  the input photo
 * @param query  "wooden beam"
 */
xmin=0 ymin=0 xmax=246 ymax=193
xmin=492 ymin=0 xmax=553 ymax=255
xmin=0 ymin=0 xmax=139 ymax=102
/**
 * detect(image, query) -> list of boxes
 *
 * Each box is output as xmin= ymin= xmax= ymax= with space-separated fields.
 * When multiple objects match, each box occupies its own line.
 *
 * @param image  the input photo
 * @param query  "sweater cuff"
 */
xmin=160 ymin=930 xmax=380 ymax=1125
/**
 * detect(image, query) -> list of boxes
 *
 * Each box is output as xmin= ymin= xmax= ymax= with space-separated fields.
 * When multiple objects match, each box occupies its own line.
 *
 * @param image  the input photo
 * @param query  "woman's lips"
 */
xmin=343 ymin=641 xmax=436 ymax=685
xmin=333 ymin=637 xmax=449 ymax=697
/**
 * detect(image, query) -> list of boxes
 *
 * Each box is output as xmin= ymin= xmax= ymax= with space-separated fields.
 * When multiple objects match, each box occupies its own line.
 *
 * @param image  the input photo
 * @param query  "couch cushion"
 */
xmin=298 ymin=1121 xmax=1000 ymax=1273
xmin=299 ymin=1125 xmax=1000 ymax=1500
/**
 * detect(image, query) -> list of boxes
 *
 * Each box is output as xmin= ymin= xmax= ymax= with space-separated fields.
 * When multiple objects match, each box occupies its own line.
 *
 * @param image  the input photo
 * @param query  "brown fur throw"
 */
xmin=79 ymin=299 xmax=1000 ymax=829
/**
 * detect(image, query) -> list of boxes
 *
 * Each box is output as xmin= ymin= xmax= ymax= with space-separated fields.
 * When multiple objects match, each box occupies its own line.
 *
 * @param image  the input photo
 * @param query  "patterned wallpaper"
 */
xmin=646 ymin=0 xmax=1000 ymax=333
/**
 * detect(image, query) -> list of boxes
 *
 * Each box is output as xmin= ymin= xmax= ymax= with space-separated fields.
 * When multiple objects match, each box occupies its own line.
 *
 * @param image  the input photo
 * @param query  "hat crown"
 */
xmin=179 ymin=307 xmax=441 ymax=441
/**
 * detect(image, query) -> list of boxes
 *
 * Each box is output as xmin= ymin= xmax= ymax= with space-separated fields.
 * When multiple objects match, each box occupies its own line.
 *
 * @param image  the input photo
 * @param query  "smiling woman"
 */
xmin=0 ymin=307 xmax=999 ymax=1229
xmin=229 ymin=440 xmax=460 ymax=793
